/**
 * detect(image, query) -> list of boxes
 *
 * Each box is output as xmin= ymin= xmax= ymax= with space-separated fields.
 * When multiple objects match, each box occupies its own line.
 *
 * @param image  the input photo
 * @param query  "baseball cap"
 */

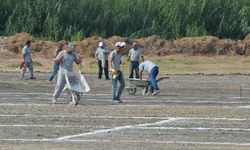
xmin=67 ymin=43 xmax=76 ymax=52
xmin=115 ymin=42 xmax=126 ymax=48
xmin=99 ymin=42 xmax=104 ymax=47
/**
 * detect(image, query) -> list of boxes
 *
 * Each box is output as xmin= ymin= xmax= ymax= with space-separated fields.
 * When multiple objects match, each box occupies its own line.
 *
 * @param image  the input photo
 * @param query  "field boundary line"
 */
xmin=56 ymin=118 xmax=178 ymax=141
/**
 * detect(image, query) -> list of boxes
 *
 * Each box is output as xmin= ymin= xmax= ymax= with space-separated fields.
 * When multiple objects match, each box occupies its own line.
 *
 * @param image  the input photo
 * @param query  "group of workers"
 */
xmin=20 ymin=40 xmax=160 ymax=104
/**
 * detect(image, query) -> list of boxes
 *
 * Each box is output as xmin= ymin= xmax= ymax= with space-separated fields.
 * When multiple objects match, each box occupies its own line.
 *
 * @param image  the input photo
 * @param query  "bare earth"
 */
xmin=0 ymin=71 xmax=249 ymax=150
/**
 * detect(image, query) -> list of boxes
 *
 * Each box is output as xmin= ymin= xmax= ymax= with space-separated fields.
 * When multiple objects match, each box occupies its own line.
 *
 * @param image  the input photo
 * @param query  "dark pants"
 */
xmin=98 ymin=60 xmax=109 ymax=79
xmin=49 ymin=63 xmax=59 ymax=81
xmin=149 ymin=66 xmax=159 ymax=93
xmin=129 ymin=61 xmax=139 ymax=79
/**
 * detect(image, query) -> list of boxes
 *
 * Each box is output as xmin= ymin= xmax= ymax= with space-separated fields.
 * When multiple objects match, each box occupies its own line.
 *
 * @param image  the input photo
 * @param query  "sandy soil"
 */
xmin=0 ymin=72 xmax=249 ymax=150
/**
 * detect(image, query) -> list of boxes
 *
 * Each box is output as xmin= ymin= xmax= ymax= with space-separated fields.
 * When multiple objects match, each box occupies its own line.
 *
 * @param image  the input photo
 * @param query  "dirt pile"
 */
xmin=2 ymin=32 xmax=58 ymax=58
xmin=1 ymin=32 xmax=250 ymax=58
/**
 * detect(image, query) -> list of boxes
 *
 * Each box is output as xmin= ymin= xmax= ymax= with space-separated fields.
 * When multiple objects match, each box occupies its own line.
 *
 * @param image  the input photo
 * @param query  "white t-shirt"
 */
xmin=128 ymin=48 xmax=143 ymax=61
xmin=139 ymin=60 xmax=157 ymax=73
xmin=22 ymin=45 xmax=32 ymax=63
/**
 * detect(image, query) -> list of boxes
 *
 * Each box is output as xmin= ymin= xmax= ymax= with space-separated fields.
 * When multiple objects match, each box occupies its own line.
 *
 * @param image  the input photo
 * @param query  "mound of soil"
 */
xmin=1 ymin=32 xmax=250 ymax=58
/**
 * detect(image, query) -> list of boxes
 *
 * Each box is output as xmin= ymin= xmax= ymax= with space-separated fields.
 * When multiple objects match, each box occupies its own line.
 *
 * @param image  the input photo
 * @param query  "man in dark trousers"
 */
xmin=95 ymin=42 xmax=110 ymax=80
xmin=128 ymin=42 xmax=144 ymax=79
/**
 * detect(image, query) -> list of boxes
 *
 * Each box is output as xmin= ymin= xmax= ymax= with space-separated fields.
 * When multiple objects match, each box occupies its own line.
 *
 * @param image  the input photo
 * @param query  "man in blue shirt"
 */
xmin=48 ymin=43 xmax=63 ymax=81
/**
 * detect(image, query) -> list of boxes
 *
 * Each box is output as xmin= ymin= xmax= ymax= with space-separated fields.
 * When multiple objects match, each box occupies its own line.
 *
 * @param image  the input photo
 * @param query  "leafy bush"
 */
xmin=0 ymin=0 xmax=249 ymax=40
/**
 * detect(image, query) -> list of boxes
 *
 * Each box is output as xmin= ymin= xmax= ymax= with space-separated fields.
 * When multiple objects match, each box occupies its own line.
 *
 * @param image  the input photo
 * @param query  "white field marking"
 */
xmin=134 ymin=127 xmax=250 ymax=132
xmin=0 ymin=98 xmax=98 ymax=101
xmin=231 ymin=97 xmax=250 ymax=99
xmin=0 ymin=138 xmax=250 ymax=146
xmin=0 ymin=97 xmax=249 ymax=105
xmin=0 ymin=103 xmax=60 ymax=106
xmin=0 ymin=92 xmax=52 ymax=96
xmin=61 ymin=139 xmax=250 ymax=146
xmin=4 ymin=124 xmax=247 ymax=132
xmin=0 ymin=138 xmax=54 ymax=142
xmin=0 ymin=92 xmax=109 ymax=96
xmin=0 ymin=114 xmax=247 ymax=121
xmin=0 ymin=98 xmax=50 ymax=100
xmin=56 ymin=118 xmax=179 ymax=141
xmin=124 ymin=100 xmax=250 ymax=104
xmin=0 ymin=124 xmax=106 ymax=128
xmin=238 ymin=105 xmax=250 ymax=109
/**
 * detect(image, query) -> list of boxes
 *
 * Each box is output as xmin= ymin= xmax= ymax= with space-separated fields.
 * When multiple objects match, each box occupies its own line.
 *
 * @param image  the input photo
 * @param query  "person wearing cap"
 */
xmin=128 ymin=42 xmax=144 ymax=79
xmin=139 ymin=60 xmax=160 ymax=96
xmin=52 ymin=43 xmax=82 ymax=104
xmin=109 ymin=42 xmax=126 ymax=103
xmin=95 ymin=42 xmax=110 ymax=80
xmin=20 ymin=40 xmax=36 ymax=80
xmin=48 ymin=43 xmax=64 ymax=82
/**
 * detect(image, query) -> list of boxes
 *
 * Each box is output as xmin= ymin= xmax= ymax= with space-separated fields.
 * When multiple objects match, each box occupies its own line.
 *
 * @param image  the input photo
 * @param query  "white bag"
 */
xmin=78 ymin=71 xmax=90 ymax=93
xmin=64 ymin=71 xmax=90 ymax=93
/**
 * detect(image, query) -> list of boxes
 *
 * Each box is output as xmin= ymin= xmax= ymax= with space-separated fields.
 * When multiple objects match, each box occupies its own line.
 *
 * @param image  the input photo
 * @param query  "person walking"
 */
xmin=20 ymin=40 xmax=36 ymax=80
xmin=109 ymin=42 xmax=126 ymax=103
xmin=128 ymin=42 xmax=144 ymax=79
xmin=95 ymin=42 xmax=110 ymax=80
xmin=48 ymin=43 xmax=63 ymax=81
xmin=52 ymin=43 xmax=82 ymax=104
xmin=139 ymin=60 xmax=160 ymax=96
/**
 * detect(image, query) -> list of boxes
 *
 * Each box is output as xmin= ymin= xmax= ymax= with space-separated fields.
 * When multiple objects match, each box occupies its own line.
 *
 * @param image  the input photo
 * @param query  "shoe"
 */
xmin=152 ymin=91 xmax=158 ymax=96
xmin=30 ymin=77 xmax=36 ymax=80
xmin=111 ymin=100 xmax=119 ymax=105
xmin=156 ymin=90 xmax=160 ymax=93
xmin=52 ymin=98 xmax=56 ymax=104
xmin=114 ymin=98 xmax=123 ymax=103
xmin=69 ymin=101 xmax=76 ymax=105
xmin=105 ymin=78 xmax=110 ymax=80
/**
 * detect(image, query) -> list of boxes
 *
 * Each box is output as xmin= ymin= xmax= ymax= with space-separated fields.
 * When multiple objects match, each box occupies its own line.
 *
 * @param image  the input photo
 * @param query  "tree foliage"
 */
xmin=0 ymin=0 xmax=249 ymax=40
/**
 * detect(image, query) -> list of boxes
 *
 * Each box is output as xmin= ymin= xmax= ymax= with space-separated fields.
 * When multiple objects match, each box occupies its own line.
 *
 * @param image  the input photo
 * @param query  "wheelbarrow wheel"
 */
xmin=127 ymin=87 xmax=137 ymax=95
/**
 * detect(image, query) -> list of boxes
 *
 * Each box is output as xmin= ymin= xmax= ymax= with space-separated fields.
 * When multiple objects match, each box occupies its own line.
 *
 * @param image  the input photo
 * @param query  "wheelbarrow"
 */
xmin=126 ymin=77 xmax=169 ymax=95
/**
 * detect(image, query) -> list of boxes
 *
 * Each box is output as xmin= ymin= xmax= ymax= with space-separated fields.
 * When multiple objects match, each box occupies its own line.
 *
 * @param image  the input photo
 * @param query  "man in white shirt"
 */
xmin=128 ymin=42 xmax=144 ymax=78
xmin=95 ymin=42 xmax=110 ymax=80
xmin=139 ymin=60 xmax=160 ymax=96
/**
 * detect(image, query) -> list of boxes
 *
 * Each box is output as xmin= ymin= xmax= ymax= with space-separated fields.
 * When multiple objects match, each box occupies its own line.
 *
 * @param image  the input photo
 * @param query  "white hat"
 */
xmin=115 ymin=42 xmax=126 ymax=47
xmin=99 ymin=42 xmax=104 ymax=47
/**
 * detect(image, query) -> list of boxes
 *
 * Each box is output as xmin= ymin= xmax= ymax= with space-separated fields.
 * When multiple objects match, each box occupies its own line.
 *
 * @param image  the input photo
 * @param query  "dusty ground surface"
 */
xmin=0 ymin=72 xmax=250 ymax=150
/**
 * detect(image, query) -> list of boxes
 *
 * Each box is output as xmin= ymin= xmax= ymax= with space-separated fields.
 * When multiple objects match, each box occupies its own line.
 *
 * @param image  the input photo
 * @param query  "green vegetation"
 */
xmin=0 ymin=0 xmax=249 ymax=40
xmin=7 ymin=64 xmax=19 ymax=68
xmin=33 ymin=61 xmax=43 ymax=66
xmin=7 ymin=61 xmax=42 ymax=68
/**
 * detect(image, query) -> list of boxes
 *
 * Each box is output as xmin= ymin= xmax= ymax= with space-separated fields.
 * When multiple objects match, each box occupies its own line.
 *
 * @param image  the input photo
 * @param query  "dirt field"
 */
xmin=0 ymin=72 xmax=250 ymax=150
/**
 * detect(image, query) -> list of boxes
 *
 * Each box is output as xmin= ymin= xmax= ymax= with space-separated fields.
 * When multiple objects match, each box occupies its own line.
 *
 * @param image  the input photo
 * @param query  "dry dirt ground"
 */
xmin=0 ymin=72 xmax=249 ymax=150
